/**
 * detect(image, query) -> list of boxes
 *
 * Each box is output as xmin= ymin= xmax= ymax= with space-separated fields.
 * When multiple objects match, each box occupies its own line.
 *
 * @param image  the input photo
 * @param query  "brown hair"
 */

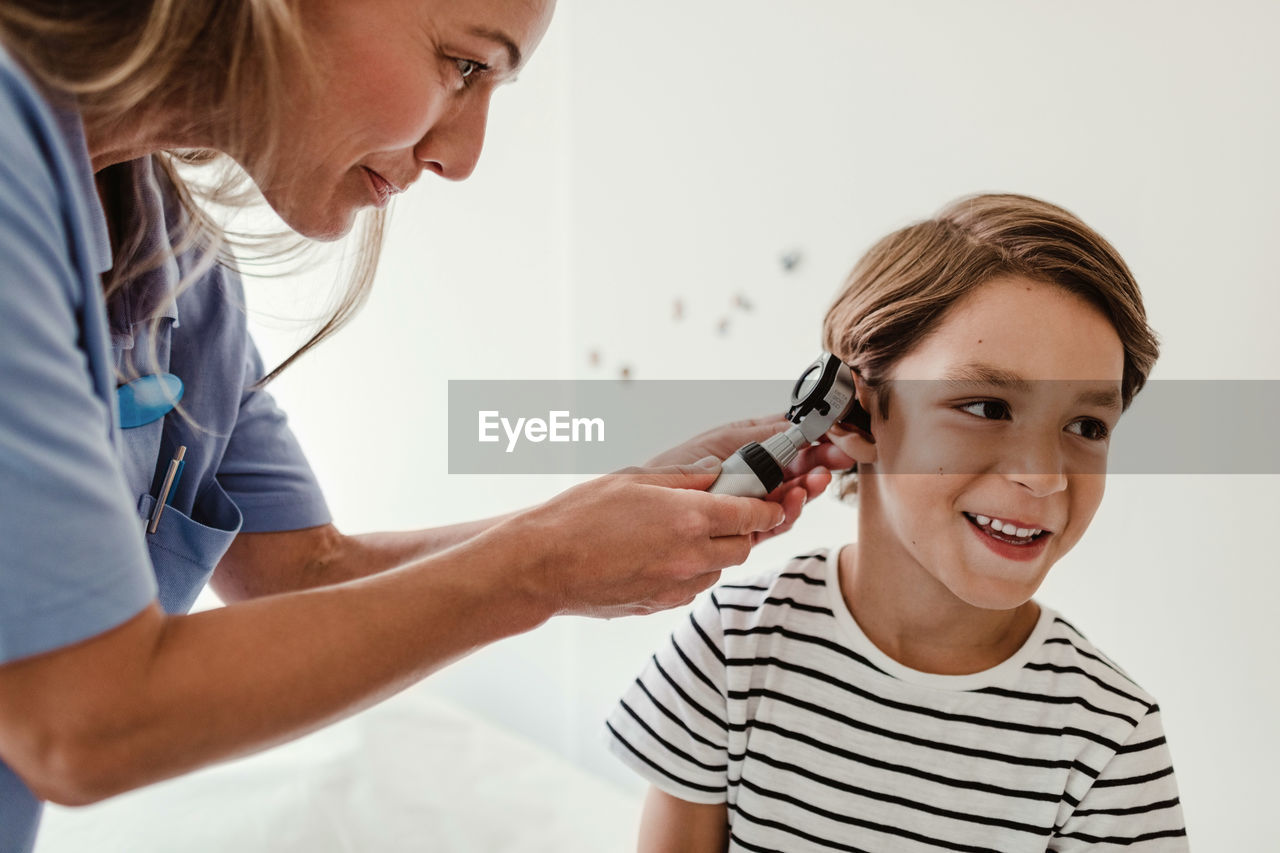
xmin=0 ymin=0 xmax=385 ymax=385
xmin=822 ymin=192 xmax=1160 ymax=495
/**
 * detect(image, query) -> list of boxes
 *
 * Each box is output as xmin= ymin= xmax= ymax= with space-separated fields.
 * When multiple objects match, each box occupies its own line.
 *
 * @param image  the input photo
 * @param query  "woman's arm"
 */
xmin=210 ymin=516 xmax=516 ymax=602
xmin=638 ymin=786 xmax=729 ymax=853
xmin=212 ymin=417 xmax=853 ymax=601
xmin=0 ymin=464 xmax=782 ymax=806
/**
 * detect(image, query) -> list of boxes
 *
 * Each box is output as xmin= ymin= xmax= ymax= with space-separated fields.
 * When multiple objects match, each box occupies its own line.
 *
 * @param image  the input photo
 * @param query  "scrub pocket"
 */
xmin=137 ymin=479 xmax=243 ymax=613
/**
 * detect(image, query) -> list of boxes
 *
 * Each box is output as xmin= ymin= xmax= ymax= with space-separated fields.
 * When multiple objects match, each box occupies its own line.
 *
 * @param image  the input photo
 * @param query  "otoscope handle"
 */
xmin=706 ymin=426 xmax=808 ymax=498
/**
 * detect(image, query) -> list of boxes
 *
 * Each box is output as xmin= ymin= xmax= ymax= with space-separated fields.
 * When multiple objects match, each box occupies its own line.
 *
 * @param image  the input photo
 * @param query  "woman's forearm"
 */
xmin=2 ymin=464 xmax=785 ymax=806
xmin=6 ymin=518 xmax=550 ymax=805
xmin=345 ymin=512 xmax=518 ymax=572
xmin=212 ymin=512 xmax=518 ymax=601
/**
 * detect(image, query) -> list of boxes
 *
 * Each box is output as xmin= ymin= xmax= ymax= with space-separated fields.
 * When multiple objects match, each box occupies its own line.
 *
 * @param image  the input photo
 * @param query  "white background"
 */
xmin=52 ymin=1 xmax=1278 ymax=849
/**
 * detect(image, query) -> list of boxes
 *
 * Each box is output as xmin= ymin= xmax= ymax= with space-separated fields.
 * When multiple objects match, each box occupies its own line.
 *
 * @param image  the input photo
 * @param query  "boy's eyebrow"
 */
xmin=941 ymin=363 xmax=1123 ymax=410
xmin=942 ymin=363 xmax=1034 ymax=393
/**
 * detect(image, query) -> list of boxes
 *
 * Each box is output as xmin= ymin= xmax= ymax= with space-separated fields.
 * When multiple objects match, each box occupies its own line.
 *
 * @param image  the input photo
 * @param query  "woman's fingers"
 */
xmin=751 ymin=486 xmax=805 ymax=545
xmin=644 ymin=414 xmax=788 ymax=467
xmin=703 ymin=492 xmax=786 ymax=538
xmin=517 ymin=466 xmax=789 ymax=619
xmin=783 ymin=440 xmax=854 ymax=480
xmin=531 ymin=417 xmax=856 ymax=615
xmin=628 ymin=465 xmax=786 ymax=534
xmin=624 ymin=458 xmax=722 ymax=490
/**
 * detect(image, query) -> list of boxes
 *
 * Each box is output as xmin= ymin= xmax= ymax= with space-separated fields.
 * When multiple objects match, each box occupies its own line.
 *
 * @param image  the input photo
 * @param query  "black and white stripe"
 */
xmin=606 ymin=549 xmax=1188 ymax=852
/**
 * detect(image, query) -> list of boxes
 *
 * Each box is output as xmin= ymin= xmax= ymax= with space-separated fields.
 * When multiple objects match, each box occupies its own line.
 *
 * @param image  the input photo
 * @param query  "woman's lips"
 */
xmin=361 ymin=167 xmax=397 ymax=208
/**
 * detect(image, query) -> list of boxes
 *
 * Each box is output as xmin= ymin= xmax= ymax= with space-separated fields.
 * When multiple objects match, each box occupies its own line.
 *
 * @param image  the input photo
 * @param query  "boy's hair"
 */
xmin=822 ymin=193 xmax=1160 ymax=496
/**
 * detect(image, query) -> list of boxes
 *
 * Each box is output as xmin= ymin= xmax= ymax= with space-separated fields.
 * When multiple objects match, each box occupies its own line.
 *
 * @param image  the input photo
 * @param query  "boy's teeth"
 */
xmin=966 ymin=512 xmax=1042 ymax=538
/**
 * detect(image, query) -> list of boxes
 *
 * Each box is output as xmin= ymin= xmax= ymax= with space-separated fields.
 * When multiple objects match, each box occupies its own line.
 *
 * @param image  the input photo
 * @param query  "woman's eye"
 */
xmin=454 ymin=58 xmax=487 ymax=83
xmin=1066 ymin=419 xmax=1110 ymax=441
xmin=958 ymin=400 xmax=1010 ymax=420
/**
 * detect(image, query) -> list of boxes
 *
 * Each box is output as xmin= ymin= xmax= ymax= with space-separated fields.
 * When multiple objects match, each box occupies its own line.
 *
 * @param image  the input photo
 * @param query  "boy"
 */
xmin=605 ymin=194 xmax=1188 ymax=851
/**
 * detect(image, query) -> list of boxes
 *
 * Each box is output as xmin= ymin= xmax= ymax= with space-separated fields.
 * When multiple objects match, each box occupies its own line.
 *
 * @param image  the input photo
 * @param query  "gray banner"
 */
xmin=447 ymin=380 xmax=1280 ymax=475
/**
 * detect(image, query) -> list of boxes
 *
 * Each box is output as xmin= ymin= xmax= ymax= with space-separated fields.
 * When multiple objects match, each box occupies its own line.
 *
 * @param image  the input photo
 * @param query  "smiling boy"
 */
xmin=605 ymin=194 xmax=1188 ymax=851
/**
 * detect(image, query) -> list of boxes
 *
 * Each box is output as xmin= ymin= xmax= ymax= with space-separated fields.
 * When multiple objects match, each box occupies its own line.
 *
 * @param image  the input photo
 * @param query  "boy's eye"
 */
xmin=958 ymin=400 xmax=1011 ymax=420
xmin=1066 ymin=419 xmax=1110 ymax=441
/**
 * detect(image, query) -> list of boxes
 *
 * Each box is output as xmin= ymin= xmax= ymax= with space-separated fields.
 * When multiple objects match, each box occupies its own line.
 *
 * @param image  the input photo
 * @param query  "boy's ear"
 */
xmin=828 ymin=372 xmax=877 ymax=463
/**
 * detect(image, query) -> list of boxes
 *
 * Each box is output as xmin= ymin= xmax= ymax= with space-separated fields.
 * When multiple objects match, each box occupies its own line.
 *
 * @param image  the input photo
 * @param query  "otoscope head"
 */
xmin=787 ymin=353 xmax=866 ymax=442
xmin=707 ymin=351 xmax=870 ymax=498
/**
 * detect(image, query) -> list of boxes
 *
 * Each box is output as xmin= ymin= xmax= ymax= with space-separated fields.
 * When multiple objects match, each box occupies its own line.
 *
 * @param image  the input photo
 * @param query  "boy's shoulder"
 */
xmin=705 ymin=547 xmax=837 ymax=624
xmin=1030 ymin=607 xmax=1160 ymax=711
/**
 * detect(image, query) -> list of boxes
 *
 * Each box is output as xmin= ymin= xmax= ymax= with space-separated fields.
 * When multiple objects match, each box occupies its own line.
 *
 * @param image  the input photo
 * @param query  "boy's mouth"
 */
xmin=963 ymin=511 xmax=1050 ymax=546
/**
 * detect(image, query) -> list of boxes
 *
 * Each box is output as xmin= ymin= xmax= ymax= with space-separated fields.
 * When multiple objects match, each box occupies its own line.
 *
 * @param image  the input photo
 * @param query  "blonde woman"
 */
xmin=0 ymin=2 xmax=849 ymax=848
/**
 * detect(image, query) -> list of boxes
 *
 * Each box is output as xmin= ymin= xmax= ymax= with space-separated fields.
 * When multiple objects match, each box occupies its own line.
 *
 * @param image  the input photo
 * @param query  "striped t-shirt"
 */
xmin=605 ymin=547 xmax=1188 ymax=852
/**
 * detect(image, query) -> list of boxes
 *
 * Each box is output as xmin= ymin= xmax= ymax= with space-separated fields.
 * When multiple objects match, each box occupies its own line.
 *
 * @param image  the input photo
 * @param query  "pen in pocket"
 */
xmin=148 ymin=445 xmax=186 ymax=534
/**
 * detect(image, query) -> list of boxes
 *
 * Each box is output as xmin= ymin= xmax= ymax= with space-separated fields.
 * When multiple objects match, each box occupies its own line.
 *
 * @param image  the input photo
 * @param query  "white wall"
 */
xmin=231 ymin=1 xmax=1278 ymax=848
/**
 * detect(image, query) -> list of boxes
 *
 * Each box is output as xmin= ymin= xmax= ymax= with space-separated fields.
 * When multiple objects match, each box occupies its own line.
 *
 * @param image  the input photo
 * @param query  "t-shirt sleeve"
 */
xmin=0 ymin=78 xmax=156 ymax=664
xmin=604 ymin=594 xmax=731 ymax=804
xmin=213 ymin=270 xmax=330 ymax=534
xmin=1050 ymin=704 xmax=1189 ymax=851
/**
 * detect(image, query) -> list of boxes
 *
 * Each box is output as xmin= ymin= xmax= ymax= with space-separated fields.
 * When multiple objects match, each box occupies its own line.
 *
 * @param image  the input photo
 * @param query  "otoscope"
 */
xmin=708 ymin=352 xmax=869 ymax=498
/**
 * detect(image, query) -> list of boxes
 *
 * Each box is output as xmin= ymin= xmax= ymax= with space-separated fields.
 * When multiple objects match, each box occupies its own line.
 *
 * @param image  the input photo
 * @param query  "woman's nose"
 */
xmin=414 ymin=97 xmax=491 ymax=181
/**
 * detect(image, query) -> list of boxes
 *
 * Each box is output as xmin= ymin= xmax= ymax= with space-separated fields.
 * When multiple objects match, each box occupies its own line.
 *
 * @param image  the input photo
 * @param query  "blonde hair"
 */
xmin=0 ymin=0 xmax=386 ymax=385
xmin=823 ymin=193 xmax=1160 ymax=496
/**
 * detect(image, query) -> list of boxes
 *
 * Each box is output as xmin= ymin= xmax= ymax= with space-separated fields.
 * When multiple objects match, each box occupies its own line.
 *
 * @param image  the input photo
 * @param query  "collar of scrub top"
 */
xmin=47 ymin=87 xmax=187 ymax=430
xmin=54 ymin=102 xmax=181 ymax=331
xmin=99 ymin=158 xmax=183 ymax=351
xmin=93 ymin=159 xmax=185 ymax=428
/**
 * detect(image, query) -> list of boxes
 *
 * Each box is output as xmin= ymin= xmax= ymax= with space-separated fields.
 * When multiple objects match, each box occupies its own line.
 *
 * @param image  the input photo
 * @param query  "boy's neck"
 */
xmin=836 ymin=540 xmax=1041 ymax=676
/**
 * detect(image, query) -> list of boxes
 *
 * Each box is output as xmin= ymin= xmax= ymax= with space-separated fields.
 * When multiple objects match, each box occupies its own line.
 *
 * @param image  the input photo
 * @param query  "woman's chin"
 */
xmin=265 ymin=191 xmax=359 ymax=242
xmin=288 ymin=208 xmax=358 ymax=242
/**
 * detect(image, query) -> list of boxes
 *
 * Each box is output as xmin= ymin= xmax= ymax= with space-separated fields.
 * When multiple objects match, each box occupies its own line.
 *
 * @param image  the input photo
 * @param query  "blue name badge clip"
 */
xmin=117 ymin=373 xmax=184 ymax=429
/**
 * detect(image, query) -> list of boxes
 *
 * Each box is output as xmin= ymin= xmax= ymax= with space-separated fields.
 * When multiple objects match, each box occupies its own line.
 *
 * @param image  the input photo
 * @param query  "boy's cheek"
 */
xmin=885 ymin=420 xmax=1001 ymax=475
xmin=1068 ymin=442 xmax=1111 ymax=477
xmin=1069 ymin=473 xmax=1108 ymax=523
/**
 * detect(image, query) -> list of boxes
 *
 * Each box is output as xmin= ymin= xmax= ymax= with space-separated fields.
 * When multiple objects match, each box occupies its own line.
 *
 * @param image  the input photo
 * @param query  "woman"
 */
xmin=0 ymin=1 xmax=849 ymax=849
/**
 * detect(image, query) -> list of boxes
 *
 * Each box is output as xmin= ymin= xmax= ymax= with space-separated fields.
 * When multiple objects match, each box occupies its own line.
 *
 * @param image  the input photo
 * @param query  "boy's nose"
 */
xmin=1010 ymin=469 xmax=1068 ymax=497
xmin=999 ymin=436 xmax=1069 ymax=496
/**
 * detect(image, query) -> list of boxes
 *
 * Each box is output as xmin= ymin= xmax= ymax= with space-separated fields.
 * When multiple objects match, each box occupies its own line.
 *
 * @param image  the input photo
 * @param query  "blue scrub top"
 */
xmin=0 ymin=45 xmax=331 ymax=851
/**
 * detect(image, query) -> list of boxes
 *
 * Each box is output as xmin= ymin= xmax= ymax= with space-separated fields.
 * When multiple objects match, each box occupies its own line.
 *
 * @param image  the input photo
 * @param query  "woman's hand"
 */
xmin=505 ymin=459 xmax=786 ymax=619
xmin=646 ymin=415 xmax=856 ymax=544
